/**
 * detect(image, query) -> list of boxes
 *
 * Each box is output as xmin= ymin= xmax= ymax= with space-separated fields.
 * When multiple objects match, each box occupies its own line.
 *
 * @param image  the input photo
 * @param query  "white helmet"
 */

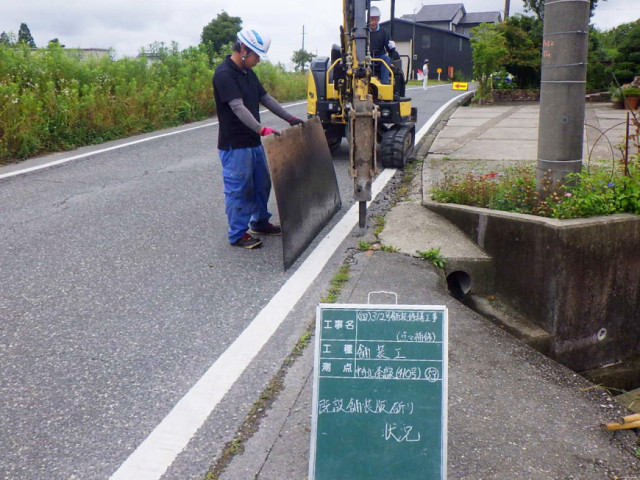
xmin=237 ymin=27 xmax=271 ymax=59
xmin=370 ymin=6 xmax=381 ymax=17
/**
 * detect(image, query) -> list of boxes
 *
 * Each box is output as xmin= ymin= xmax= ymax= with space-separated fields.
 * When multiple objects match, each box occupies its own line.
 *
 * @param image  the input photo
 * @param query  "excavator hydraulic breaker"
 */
xmin=348 ymin=97 xmax=379 ymax=228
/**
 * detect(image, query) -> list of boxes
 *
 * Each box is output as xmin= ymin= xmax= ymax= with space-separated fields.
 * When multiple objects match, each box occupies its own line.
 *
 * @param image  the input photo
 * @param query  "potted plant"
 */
xmin=621 ymin=86 xmax=640 ymax=110
xmin=610 ymin=86 xmax=624 ymax=109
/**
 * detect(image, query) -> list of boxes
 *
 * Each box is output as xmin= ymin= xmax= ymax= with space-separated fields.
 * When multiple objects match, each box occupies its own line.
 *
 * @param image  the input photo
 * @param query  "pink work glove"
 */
xmin=259 ymin=127 xmax=281 ymax=136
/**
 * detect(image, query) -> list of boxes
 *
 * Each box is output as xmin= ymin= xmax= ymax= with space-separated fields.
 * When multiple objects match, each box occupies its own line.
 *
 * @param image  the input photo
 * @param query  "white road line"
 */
xmin=108 ymin=96 xmax=458 ymax=480
xmin=406 ymin=84 xmax=452 ymax=91
xmin=0 ymin=101 xmax=307 ymax=181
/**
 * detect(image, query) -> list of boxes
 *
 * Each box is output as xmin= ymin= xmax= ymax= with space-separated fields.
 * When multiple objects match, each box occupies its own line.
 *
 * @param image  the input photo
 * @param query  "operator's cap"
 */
xmin=237 ymin=27 xmax=271 ymax=59
xmin=370 ymin=6 xmax=381 ymax=17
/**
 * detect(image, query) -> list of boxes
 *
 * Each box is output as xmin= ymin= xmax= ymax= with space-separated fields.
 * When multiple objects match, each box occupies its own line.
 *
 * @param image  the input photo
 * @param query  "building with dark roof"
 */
xmin=401 ymin=3 xmax=502 ymax=36
xmin=380 ymin=19 xmax=472 ymax=81
xmin=386 ymin=3 xmax=503 ymax=80
xmin=458 ymin=11 xmax=503 ymax=36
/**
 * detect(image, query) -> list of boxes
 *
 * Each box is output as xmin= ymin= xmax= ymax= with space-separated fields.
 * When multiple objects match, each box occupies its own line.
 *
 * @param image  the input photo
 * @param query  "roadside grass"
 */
xmin=0 ymin=42 xmax=306 ymax=163
xmin=321 ymin=263 xmax=351 ymax=303
xmin=417 ymin=248 xmax=448 ymax=269
xmin=407 ymin=79 xmax=451 ymax=87
xmin=373 ymin=216 xmax=386 ymax=237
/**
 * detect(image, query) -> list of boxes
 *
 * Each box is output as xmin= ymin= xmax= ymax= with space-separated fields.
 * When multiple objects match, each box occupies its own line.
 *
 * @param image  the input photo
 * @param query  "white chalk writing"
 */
xmin=318 ymin=398 xmax=415 ymax=415
xmin=383 ymin=423 xmax=421 ymax=442
xmin=356 ymin=310 xmax=437 ymax=323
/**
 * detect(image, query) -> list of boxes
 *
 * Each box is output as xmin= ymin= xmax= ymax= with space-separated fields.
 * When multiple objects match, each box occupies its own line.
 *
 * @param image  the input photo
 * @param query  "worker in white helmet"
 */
xmin=369 ymin=5 xmax=397 ymax=84
xmin=212 ymin=27 xmax=304 ymax=249
xmin=422 ymin=58 xmax=430 ymax=90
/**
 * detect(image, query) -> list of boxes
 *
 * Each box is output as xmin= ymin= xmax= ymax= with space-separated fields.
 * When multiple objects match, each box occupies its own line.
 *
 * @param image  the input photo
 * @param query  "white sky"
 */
xmin=1 ymin=1 xmax=637 ymax=68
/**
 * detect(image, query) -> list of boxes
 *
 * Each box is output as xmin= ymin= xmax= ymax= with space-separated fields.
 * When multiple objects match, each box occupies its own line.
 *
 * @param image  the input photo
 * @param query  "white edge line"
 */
xmin=109 ymin=167 xmax=397 ymax=480
xmin=0 ymin=101 xmax=307 ymax=181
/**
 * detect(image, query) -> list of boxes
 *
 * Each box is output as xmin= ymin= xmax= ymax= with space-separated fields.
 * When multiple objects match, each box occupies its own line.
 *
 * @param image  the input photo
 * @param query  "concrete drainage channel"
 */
xmin=424 ymin=200 xmax=640 ymax=408
xmin=378 ymin=100 xmax=640 ymax=408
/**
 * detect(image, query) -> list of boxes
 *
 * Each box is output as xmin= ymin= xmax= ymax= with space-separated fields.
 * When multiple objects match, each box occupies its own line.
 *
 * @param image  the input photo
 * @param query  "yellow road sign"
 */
xmin=452 ymin=82 xmax=469 ymax=91
xmin=436 ymin=68 xmax=442 ymax=74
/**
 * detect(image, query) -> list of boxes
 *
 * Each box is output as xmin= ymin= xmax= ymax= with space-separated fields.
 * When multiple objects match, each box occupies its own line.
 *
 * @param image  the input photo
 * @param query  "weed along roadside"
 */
xmin=0 ymin=42 xmax=306 ymax=163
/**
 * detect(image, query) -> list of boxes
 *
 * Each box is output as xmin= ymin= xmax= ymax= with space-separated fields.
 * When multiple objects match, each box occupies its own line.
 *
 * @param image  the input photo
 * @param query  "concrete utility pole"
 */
xmin=504 ymin=0 xmax=510 ymax=20
xmin=536 ymin=0 xmax=590 ymax=191
xmin=301 ymin=25 xmax=307 ymax=51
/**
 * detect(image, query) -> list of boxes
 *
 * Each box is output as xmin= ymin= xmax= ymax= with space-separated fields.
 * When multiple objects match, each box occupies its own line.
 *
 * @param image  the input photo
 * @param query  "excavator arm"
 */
xmin=343 ymin=0 xmax=379 ymax=229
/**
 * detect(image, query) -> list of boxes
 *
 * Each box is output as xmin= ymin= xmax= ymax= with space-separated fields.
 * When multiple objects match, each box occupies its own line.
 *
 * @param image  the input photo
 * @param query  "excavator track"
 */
xmin=381 ymin=123 xmax=415 ymax=169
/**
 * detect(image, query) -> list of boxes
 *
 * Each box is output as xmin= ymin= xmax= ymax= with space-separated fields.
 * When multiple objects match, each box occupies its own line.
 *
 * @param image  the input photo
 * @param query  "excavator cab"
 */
xmin=307 ymin=0 xmax=417 ymax=169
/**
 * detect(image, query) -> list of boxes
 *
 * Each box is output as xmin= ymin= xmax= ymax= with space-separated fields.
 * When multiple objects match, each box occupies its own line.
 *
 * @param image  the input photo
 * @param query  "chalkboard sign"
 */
xmin=310 ymin=304 xmax=448 ymax=480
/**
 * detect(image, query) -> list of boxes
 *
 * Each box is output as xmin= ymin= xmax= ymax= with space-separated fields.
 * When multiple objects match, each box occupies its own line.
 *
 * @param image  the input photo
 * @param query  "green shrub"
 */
xmin=613 ymin=69 xmax=636 ymax=84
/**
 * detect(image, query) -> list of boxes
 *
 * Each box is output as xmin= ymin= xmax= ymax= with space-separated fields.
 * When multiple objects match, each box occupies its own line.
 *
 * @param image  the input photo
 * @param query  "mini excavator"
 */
xmin=307 ymin=0 xmax=417 ymax=228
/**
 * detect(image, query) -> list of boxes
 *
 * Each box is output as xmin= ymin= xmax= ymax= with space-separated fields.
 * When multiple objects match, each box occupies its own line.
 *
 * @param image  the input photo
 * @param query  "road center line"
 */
xmin=108 ymin=92 xmax=469 ymax=480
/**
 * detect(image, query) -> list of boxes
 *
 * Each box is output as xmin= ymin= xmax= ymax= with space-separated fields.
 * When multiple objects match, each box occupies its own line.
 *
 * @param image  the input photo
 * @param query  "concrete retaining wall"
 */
xmin=424 ymin=200 xmax=640 ymax=372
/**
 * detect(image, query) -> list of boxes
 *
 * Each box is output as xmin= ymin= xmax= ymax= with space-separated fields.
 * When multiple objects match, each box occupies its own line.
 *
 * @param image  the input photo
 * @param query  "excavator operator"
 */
xmin=369 ymin=5 xmax=397 ymax=84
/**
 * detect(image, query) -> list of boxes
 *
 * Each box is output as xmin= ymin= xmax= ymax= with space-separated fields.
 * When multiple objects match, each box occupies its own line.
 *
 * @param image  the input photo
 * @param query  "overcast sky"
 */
xmin=1 ymin=1 xmax=637 ymax=68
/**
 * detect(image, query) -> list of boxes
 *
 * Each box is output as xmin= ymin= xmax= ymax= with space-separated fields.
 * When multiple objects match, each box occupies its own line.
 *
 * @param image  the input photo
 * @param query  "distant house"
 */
xmin=30 ymin=47 xmax=111 ymax=61
xmin=402 ymin=3 xmax=502 ymax=37
xmin=137 ymin=52 xmax=162 ymax=64
xmin=385 ymin=3 xmax=502 ymax=81
xmin=65 ymin=48 xmax=111 ymax=60
xmin=381 ymin=19 xmax=473 ymax=81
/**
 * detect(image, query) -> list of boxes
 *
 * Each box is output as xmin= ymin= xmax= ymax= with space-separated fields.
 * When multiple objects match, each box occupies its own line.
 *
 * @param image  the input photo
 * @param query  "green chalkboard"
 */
xmin=310 ymin=304 xmax=448 ymax=480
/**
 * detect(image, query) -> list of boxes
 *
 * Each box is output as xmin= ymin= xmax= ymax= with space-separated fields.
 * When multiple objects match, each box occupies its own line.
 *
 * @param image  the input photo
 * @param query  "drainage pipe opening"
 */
xmin=447 ymin=270 xmax=472 ymax=298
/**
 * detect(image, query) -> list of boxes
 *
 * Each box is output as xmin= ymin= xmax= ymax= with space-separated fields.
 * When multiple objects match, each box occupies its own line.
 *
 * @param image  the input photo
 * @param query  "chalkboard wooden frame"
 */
xmin=310 ymin=304 xmax=449 ymax=480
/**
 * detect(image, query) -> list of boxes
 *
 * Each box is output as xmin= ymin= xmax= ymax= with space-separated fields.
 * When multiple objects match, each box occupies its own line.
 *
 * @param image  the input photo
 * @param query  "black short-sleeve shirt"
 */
xmin=212 ymin=55 xmax=267 ymax=150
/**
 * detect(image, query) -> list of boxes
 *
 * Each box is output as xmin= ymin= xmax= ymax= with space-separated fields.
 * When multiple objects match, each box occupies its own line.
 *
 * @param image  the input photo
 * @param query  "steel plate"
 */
xmin=263 ymin=116 xmax=341 ymax=269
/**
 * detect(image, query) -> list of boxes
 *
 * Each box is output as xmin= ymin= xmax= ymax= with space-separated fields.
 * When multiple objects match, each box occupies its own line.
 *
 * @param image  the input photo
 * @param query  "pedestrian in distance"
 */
xmin=369 ymin=6 xmax=397 ymax=85
xmin=212 ymin=27 xmax=304 ymax=249
xmin=422 ymin=58 xmax=430 ymax=90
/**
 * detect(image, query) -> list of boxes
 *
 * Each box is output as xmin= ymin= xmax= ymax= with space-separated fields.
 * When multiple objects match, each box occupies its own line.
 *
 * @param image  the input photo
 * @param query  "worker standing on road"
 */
xmin=212 ymin=27 xmax=304 ymax=249
xmin=422 ymin=58 xmax=430 ymax=90
xmin=369 ymin=6 xmax=397 ymax=84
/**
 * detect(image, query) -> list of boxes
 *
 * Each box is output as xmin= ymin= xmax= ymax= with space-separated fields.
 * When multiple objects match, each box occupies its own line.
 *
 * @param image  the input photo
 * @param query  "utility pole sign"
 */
xmin=309 ymin=304 xmax=448 ymax=480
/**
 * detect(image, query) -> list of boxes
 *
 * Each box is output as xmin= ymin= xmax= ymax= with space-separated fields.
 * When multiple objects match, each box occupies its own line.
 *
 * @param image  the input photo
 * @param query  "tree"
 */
xmin=522 ymin=0 xmax=604 ymax=20
xmin=48 ymin=38 xmax=65 ymax=48
xmin=201 ymin=11 xmax=242 ymax=53
xmin=17 ymin=23 xmax=36 ymax=47
xmin=291 ymin=49 xmax=316 ymax=72
xmin=599 ymin=20 xmax=640 ymax=85
xmin=470 ymin=23 xmax=508 ymax=98
xmin=0 ymin=31 xmax=14 ymax=45
xmin=497 ymin=22 xmax=541 ymax=88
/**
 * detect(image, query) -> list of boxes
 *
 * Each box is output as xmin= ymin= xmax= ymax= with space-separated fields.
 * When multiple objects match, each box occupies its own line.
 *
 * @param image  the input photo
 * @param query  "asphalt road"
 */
xmin=0 ymin=84 xmax=465 ymax=480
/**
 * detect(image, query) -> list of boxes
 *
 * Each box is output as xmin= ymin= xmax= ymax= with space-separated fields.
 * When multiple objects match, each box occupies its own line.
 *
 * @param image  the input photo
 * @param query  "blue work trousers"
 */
xmin=219 ymin=145 xmax=272 ymax=244
xmin=377 ymin=54 xmax=392 ymax=84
